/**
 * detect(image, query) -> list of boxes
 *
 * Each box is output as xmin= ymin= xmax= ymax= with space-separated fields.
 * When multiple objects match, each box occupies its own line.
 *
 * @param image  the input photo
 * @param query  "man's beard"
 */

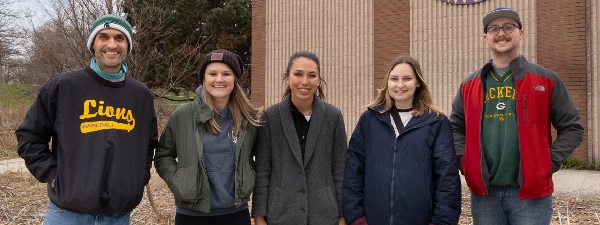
xmin=95 ymin=50 xmax=126 ymax=68
xmin=492 ymin=36 xmax=518 ymax=57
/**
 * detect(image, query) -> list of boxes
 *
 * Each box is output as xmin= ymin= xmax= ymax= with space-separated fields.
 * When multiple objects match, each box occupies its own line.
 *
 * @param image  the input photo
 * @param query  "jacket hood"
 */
xmin=192 ymin=96 xmax=214 ymax=125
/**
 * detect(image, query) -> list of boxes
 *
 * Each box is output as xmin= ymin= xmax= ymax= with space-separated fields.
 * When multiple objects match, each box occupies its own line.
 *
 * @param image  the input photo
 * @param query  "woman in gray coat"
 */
xmin=252 ymin=51 xmax=348 ymax=225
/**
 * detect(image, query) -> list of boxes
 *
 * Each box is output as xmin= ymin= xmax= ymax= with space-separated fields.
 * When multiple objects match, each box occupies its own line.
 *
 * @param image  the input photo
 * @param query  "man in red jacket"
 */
xmin=450 ymin=7 xmax=584 ymax=225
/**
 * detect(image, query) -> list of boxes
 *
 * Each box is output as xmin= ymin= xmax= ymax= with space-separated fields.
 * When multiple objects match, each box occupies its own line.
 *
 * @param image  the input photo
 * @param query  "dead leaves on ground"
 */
xmin=1 ymin=172 xmax=599 ymax=225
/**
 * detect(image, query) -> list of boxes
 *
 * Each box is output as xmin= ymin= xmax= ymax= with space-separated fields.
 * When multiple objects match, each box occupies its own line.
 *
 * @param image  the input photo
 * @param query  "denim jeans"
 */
xmin=44 ymin=201 xmax=131 ymax=225
xmin=471 ymin=186 xmax=552 ymax=225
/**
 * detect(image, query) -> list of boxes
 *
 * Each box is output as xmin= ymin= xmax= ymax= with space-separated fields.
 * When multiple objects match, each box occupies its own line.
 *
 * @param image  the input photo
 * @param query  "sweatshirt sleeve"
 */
xmin=147 ymin=105 xmax=159 ymax=184
xmin=15 ymin=83 xmax=58 ymax=183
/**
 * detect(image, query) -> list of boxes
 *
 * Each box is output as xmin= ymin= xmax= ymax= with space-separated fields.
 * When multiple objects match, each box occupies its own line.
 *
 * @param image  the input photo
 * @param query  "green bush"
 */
xmin=561 ymin=157 xmax=598 ymax=170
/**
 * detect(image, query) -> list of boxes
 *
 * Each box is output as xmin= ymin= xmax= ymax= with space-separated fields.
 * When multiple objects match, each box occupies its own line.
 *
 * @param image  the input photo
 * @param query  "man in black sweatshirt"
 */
xmin=15 ymin=14 xmax=158 ymax=224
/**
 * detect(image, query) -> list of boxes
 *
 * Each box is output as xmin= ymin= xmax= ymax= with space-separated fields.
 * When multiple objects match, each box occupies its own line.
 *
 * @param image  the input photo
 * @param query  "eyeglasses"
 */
xmin=486 ymin=24 xmax=520 ymax=35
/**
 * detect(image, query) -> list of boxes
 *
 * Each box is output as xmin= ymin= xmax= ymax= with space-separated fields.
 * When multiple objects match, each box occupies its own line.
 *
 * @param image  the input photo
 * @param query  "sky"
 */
xmin=5 ymin=0 xmax=52 ymax=57
xmin=8 ymin=0 xmax=52 ymax=28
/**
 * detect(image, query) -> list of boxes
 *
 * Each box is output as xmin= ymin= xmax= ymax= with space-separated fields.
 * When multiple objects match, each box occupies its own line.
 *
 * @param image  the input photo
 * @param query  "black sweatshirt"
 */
xmin=15 ymin=65 xmax=158 ymax=216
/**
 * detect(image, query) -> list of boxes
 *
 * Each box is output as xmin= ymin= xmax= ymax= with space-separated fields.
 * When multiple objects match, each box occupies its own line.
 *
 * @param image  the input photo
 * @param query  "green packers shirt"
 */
xmin=482 ymin=68 xmax=520 ymax=187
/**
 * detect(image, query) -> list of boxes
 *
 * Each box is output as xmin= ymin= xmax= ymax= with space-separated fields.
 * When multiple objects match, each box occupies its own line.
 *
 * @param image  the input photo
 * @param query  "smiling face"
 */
xmin=484 ymin=17 xmax=523 ymax=58
xmin=92 ymin=28 xmax=128 ymax=74
xmin=387 ymin=63 xmax=420 ymax=109
xmin=203 ymin=62 xmax=236 ymax=108
xmin=285 ymin=57 xmax=320 ymax=106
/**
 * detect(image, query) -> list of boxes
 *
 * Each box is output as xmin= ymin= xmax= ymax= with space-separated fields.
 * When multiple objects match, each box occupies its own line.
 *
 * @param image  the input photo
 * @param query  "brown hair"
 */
xmin=281 ymin=51 xmax=326 ymax=100
xmin=366 ymin=55 xmax=444 ymax=117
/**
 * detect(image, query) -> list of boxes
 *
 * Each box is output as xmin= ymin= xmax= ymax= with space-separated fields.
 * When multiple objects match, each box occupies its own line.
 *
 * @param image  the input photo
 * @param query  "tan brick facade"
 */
xmin=252 ymin=0 xmax=599 ymax=164
xmin=591 ymin=0 xmax=600 ymax=165
xmin=251 ymin=0 xmax=266 ymax=107
xmin=373 ymin=0 xmax=411 ymax=96
xmin=537 ymin=0 xmax=589 ymax=162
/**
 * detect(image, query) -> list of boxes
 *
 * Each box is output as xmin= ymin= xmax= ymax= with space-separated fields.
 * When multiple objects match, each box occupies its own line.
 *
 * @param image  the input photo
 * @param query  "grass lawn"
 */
xmin=0 ymin=84 xmax=35 ymax=108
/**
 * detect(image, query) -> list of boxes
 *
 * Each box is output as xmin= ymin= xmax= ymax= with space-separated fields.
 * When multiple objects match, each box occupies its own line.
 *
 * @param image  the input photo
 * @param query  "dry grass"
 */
xmin=458 ymin=188 xmax=600 ymax=225
xmin=0 ymin=106 xmax=28 ymax=159
xmin=2 ymin=96 xmax=599 ymax=224
xmin=1 ymin=170 xmax=599 ymax=224
xmin=0 ymin=169 xmax=176 ymax=225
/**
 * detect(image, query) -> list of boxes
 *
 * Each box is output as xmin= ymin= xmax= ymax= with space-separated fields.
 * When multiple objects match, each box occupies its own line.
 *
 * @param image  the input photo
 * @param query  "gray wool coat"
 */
xmin=252 ymin=95 xmax=347 ymax=225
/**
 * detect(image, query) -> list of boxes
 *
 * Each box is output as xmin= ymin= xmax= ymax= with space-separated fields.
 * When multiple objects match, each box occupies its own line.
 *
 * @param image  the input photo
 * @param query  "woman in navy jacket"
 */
xmin=343 ymin=56 xmax=461 ymax=225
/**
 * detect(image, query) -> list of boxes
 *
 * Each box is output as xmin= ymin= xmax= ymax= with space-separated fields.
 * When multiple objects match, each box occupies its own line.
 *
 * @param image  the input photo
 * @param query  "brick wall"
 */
xmin=537 ymin=0 xmax=589 ymax=162
xmin=373 ymin=0 xmax=411 ymax=96
xmin=251 ymin=0 xmax=266 ymax=108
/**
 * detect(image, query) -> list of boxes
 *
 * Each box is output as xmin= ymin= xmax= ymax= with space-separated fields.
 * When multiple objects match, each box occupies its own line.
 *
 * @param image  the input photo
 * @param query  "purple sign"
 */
xmin=441 ymin=0 xmax=484 ymax=5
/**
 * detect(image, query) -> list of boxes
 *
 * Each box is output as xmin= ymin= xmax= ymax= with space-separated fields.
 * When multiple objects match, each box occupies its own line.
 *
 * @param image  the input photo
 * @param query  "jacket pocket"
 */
xmin=239 ymin=162 xmax=256 ymax=200
xmin=172 ymin=167 xmax=199 ymax=203
xmin=321 ymin=187 xmax=339 ymax=221
xmin=266 ymin=187 xmax=287 ymax=222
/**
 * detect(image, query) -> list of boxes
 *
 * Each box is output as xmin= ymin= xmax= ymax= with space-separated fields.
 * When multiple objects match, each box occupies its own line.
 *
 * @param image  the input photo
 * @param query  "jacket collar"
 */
xmin=279 ymin=94 xmax=326 ymax=166
xmin=484 ymin=55 xmax=527 ymax=80
xmin=508 ymin=55 xmax=527 ymax=79
xmin=193 ymin=97 xmax=215 ymax=126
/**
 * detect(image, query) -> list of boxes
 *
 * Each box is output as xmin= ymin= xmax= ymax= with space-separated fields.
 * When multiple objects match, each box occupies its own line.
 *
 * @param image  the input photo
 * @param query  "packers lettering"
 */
xmin=79 ymin=100 xmax=136 ymax=133
xmin=484 ymin=86 xmax=515 ymax=103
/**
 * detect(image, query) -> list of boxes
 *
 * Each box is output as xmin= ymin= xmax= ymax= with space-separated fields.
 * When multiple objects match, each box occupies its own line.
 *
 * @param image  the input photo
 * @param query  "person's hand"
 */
xmin=338 ymin=216 xmax=347 ymax=225
xmin=350 ymin=216 xmax=368 ymax=225
xmin=253 ymin=216 xmax=267 ymax=225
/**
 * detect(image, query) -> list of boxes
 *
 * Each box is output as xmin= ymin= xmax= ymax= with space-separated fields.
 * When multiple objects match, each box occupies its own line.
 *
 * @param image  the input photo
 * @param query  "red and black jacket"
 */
xmin=450 ymin=55 xmax=583 ymax=200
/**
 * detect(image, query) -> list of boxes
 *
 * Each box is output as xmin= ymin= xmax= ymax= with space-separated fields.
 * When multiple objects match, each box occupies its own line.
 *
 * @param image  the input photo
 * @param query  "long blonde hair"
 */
xmin=366 ymin=55 xmax=444 ymax=116
xmin=202 ymin=79 xmax=260 ymax=136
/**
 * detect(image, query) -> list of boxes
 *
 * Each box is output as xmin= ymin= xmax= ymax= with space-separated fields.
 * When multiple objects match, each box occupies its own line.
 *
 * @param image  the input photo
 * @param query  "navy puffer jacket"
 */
xmin=343 ymin=105 xmax=461 ymax=225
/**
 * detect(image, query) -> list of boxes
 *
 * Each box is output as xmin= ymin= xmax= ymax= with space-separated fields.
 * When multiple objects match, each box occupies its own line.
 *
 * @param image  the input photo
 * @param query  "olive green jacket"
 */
xmin=154 ymin=98 xmax=257 ymax=212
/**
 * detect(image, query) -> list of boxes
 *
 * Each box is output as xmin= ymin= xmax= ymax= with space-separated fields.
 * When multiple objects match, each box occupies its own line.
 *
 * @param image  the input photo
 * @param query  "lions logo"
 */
xmin=79 ymin=100 xmax=136 ymax=133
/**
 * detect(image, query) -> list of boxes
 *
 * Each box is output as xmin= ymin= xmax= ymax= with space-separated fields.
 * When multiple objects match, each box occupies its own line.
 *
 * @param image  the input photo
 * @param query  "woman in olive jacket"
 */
xmin=154 ymin=50 xmax=260 ymax=225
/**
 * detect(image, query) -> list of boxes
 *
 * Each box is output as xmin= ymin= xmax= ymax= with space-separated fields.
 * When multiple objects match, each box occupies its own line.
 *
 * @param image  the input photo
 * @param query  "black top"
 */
xmin=290 ymin=103 xmax=311 ymax=160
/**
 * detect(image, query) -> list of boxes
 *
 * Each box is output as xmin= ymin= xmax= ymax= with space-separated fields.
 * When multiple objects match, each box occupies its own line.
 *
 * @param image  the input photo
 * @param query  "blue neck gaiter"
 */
xmin=90 ymin=58 xmax=127 ymax=81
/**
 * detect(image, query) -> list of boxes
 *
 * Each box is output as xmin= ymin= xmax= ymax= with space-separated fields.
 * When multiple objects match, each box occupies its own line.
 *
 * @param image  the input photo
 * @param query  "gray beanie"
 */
xmin=87 ymin=14 xmax=134 ymax=53
xmin=197 ymin=49 xmax=243 ymax=83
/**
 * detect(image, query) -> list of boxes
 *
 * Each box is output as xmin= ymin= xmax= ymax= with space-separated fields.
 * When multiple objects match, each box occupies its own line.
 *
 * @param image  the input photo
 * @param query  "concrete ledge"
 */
xmin=0 ymin=158 xmax=27 ymax=174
